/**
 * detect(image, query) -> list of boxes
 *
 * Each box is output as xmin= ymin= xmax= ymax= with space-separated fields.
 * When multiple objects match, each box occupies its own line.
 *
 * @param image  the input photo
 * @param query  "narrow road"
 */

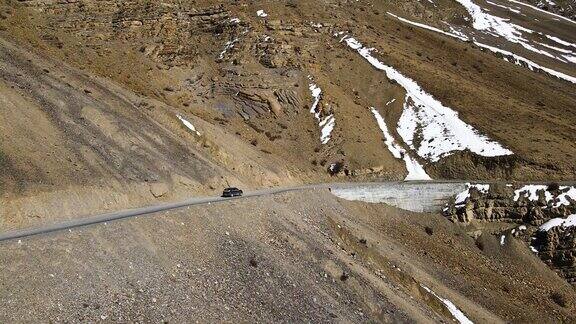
xmin=3 ymin=180 xmax=558 ymax=243
xmin=0 ymin=181 xmax=440 ymax=243
xmin=0 ymin=184 xmax=322 ymax=243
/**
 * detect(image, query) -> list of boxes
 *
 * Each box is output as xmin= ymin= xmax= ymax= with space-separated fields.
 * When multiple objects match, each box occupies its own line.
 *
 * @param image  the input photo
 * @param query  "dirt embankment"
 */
xmin=1 ymin=190 xmax=574 ymax=322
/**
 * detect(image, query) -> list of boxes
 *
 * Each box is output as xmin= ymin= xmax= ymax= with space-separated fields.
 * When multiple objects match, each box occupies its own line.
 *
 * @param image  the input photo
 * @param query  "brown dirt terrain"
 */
xmin=1 ymin=190 xmax=574 ymax=322
xmin=0 ymin=0 xmax=575 ymax=321
xmin=0 ymin=0 xmax=574 ymax=190
xmin=521 ymin=0 xmax=576 ymax=19
xmin=0 ymin=35 xmax=297 ymax=231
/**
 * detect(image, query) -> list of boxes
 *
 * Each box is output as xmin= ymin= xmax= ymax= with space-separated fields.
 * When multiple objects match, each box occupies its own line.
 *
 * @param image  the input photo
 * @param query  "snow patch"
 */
xmin=473 ymin=41 xmax=576 ymax=83
xmin=256 ymin=10 xmax=268 ymax=18
xmin=387 ymin=12 xmax=469 ymax=41
xmin=455 ymin=0 xmax=558 ymax=59
xmin=218 ymin=38 xmax=239 ymax=60
xmin=421 ymin=285 xmax=474 ymax=324
xmin=370 ymin=107 xmax=431 ymax=181
xmin=308 ymin=80 xmax=335 ymax=144
xmin=177 ymin=114 xmax=201 ymax=136
xmin=342 ymin=36 xmax=513 ymax=162
xmin=540 ymin=214 xmax=576 ymax=231
xmin=514 ymin=185 xmax=576 ymax=208
xmin=486 ymin=1 xmax=522 ymax=14
xmin=453 ymin=183 xmax=490 ymax=206
xmin=506 ymin=0 xmax=576 ymax=25
xmin=319 ymin=115 xmax=335 ymax=144
xmin=388 ymin=10 xmax=576 ymax=83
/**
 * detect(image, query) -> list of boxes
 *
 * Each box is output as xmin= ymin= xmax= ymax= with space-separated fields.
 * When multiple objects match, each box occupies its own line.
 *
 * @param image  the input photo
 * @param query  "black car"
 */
xmin=222 ymin=187 xmax=243 ymax=198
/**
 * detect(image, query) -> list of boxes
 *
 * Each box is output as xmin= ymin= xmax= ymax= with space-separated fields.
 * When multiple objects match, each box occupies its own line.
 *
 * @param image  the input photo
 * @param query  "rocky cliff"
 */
xmin=445 ymin=183 xmax=576 ymax=285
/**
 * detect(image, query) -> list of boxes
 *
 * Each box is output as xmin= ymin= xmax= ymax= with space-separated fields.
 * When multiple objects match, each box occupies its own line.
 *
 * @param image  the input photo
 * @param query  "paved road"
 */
xmin=0 ymin=181 xmax=446 ymax=243
xmin=0 ymin=184 xmax=322 ymax=243
xmin=2 ymin=180 xmax=569 ymax=243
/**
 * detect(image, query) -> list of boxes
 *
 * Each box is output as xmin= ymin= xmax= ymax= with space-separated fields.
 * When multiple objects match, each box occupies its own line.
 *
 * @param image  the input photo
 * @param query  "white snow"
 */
xmin=556 ymin=187 xmax=576 ymax=207
xmin=177 ymin=114 xmax=201 ymax=136
xmin=370 ymin=108 xmax=404 ymax=159
xmin=453 ymin=183 xmax=490 ymax=206
xmin=256 ymin=10 xmax=268 ymax=18
xmin=506 ymin=0 xmax=576 ymax=25
xmin=486 ymin=1 xmax=522 ymax=14
xmin=319 ymin=115 xmax=335 ymax=144
xmin=455 ymin=0 xmax=559 ymax=59
xmin=387 ymin=12 xmax=469 ymax=41
xmin=545 ymin=35 xmax=576 ymax=50
xmin=539 ymin=214 xmax=576 ymax=231
xmin=455 ymin=0 xmax=576 ymax=66
xmin=537 ymin=41 xmax=574 ymax=54
xmin=329 ymin=163 xmax=337 ymax=173
xmin=513 ymin=184 xmax=552 ymax=201
xmin=388 ymin=10 xmax=576 ymax=83
xmin=218 ymin=38 xmax=239 ymax=59
xmin=500 ymin=235 xmax=506 ymax=246
xmin=342 ymin=36 xmax=513 ymax=162
xmin=370 ymin=107 xmax=432 ymax=181
xmin=421 ymin=285 xmax=474 ymax=324
xmin=403 ymin=156 xmax=432 ymax=181
xmin=310 ymin=22 xmax=323 ymax=29
xmin=308 ymin=81 xmax=335 ymax=144
xmin=473 ymin=41 xmax=576 ymax=83
xmin=309 ymin=82 xmax=322 ymax=111
xmin=514 ymin=185 xmax=576 ymax=207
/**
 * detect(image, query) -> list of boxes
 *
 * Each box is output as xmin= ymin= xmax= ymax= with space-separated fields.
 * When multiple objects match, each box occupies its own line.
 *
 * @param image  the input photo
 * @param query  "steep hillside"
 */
xmin=2 ymin=190 xmax=575 ymax=322
xmin=0 ymin=1 xmax=575 ymax=321
xmin=0 ymin=35 xmax=295 ymax=230
xmin=523 ymin=0 xmax=576 ymax=19
xmin=0 ymin=0 xmax=574 ymax=190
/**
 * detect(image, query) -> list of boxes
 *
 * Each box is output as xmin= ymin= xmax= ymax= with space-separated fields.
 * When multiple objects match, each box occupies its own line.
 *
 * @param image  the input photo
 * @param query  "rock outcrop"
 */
xmin=444 ymin=183 xmax=576 ymax=285
xmin=445 ymin=184 xmax=576 ymax=225
xmin=20 ymin=0 xmax=233 ymax=65
xmin=533 ymin=226 xmax=576 ymax=285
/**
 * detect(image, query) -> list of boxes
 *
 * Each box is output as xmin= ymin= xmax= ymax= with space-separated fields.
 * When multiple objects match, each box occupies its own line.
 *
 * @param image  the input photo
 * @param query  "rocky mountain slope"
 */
xmin=444 ymin=182 xmax=576 ymax=285
xmin=524 ymin=0 xmax=575 ymax=19
xmin=1 ymin=0 xmax=575 ymax=187
xmin=0 ymin=33 xmax=298 ymax=231
xmin=0 ymin=0 xmax=574 ymax=229
xmin=2 ymin=190 xmax=575 ymax=322
xmin=0 ymin=0 xmax=575 ymax=321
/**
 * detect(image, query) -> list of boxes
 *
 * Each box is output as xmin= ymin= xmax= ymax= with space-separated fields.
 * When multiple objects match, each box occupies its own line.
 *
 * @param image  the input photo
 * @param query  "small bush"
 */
xmin=551 ymin=292 xmax=570 ymax=308
xmin=547 ymin=182 xmax=560 ymax=192
xmin=0 ymin=150 xmax=7 ymax=167
xmin=475 ymin=240 xmax=484 ymax=251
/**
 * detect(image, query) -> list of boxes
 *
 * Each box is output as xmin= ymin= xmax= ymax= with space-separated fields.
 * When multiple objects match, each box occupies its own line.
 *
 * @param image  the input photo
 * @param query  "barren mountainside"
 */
xmin=0 ymin=0 xmax=575 ymax=322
